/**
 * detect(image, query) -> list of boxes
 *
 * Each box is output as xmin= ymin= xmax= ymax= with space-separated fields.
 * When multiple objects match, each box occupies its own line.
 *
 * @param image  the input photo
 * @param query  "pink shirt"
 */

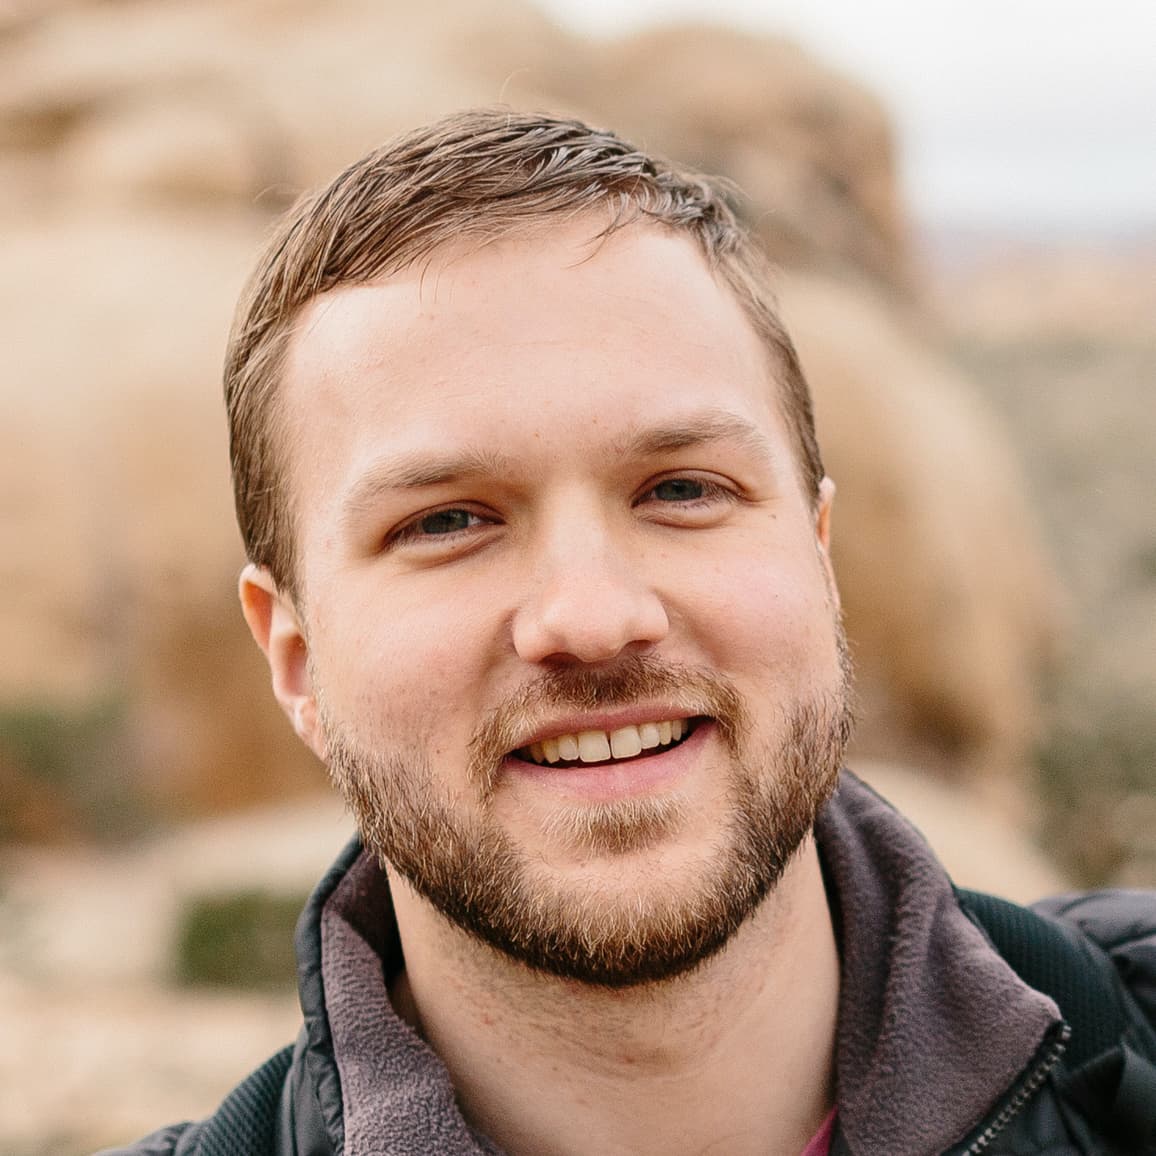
xmin=799 ymin=1109 xmax=837 ymax=1156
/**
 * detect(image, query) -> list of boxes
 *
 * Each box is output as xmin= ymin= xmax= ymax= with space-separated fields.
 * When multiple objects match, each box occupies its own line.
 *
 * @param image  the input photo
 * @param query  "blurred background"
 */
xmin=1 ymin=0 xmax=1153 ymax=1149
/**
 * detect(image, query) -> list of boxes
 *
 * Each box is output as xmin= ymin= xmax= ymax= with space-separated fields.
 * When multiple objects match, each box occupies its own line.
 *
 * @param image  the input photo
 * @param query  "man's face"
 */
xmin=263 ymin=220 xmax=851 ymax=986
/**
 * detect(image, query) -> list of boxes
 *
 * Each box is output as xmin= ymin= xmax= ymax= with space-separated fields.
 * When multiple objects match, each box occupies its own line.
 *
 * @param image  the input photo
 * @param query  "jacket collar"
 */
xmin=815 ymin=772 xmax=1060 ymax=1154
xmin=292 ymin=770 xmax=1061 ymax=1155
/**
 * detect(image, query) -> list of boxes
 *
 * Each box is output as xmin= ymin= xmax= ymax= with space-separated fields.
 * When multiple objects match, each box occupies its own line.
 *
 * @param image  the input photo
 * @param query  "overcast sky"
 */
xmin=539 ymin=0 xmax=1156 ymax=237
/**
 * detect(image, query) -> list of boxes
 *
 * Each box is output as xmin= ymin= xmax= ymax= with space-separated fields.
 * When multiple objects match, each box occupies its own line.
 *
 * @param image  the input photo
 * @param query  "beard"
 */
xmin=321 ymin=638 xmax=854 ymax=989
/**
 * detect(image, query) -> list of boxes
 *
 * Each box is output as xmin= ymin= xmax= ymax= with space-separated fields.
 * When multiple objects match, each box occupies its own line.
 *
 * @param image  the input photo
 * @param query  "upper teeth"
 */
xmin=522 ymin=719 xmax=689 ymax=766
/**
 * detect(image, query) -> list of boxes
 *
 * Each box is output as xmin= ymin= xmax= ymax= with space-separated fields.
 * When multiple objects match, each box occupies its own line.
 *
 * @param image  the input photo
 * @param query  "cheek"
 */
xmin=672 ymin=548 xmax=837 ymax=676
xmin=308 ymin=580 xmax=499 ymax=747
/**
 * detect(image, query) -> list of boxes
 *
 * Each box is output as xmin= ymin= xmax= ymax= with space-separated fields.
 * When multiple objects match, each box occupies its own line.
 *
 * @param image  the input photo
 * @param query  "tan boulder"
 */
xmin=0 ymin=214 xmax=323 ymax=817
xmin=780 ymin=275 xmax=1061 ymax=813
xmin=0 ymin=1 xmax=1060 ymax=831
xmin=0 ymin=0 xmax=571 ymax=214
xmin=571 ymin=23 xmax=914 ymax=294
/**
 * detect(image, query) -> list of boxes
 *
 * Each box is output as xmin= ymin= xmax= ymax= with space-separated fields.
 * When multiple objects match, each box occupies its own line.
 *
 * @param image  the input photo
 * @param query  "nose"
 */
xmin=511 ymin=522 xmax=670 ymax=665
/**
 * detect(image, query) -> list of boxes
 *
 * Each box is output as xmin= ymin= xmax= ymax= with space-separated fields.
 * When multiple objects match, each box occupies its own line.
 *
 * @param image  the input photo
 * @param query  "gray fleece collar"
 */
xmin=316 ymin=770 xmax=1060 ymax=1156
xmin=815 ymin=772 xmax=1060 ymax=1154
xmin=321 ymin=853 xmax=503 ymax=1156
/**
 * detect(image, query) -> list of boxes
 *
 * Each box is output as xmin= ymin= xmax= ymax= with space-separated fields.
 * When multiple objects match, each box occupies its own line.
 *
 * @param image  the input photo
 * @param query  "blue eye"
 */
xmin=651 ymin=478 xmax=707 ymax=502
xmin=389 ymin=507 xmax=487 ymax=549
xmin=417 ymin=508 xmax=475 ymax=535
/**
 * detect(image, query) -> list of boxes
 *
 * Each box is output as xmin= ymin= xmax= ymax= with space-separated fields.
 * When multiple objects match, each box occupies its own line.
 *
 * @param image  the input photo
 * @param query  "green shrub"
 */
xmin=1038 ymin=698 xmax=1156 ymax=886
xmin=0 ymin=696 xmax=150 ymax=842
xmin=175 ymin=889 xmax=307 ymax=989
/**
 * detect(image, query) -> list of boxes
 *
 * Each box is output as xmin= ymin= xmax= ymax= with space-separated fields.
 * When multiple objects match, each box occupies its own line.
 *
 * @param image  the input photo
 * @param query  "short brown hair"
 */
xmin=224 ymin=108 xmax=824 ymax=600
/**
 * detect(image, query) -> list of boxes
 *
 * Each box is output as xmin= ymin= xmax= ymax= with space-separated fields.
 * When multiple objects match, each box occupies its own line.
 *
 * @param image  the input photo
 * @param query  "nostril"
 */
xmin=511 ymin=596 xmax=670 ymax=666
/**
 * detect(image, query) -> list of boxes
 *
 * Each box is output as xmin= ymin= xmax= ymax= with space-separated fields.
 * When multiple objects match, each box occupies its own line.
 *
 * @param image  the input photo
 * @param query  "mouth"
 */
xmin=513 ymin=717 xmax=701 ymax=769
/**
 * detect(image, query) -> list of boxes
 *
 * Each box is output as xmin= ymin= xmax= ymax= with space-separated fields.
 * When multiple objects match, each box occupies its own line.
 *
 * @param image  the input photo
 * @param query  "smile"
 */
xmin=517 ymin=718 xmax=697 ymax=767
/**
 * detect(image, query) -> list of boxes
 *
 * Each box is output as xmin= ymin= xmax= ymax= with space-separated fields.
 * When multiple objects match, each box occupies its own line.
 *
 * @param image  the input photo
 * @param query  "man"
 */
xmin=108 ymin=110 xmax=1156 ymax=1155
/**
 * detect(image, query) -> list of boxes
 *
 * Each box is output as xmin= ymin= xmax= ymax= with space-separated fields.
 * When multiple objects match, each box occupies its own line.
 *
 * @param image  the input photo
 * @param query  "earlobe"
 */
xmin=239 ymin=564 xmax=325 ymax=758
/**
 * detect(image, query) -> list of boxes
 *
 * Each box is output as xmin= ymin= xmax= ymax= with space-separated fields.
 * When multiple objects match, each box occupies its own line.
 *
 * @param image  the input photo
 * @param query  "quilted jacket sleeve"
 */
xmin=93 ymin=1120 xmax=203 ymax=1155
xmin=90 ymin=1043 xmax=296 ymax=1156
xmin=1033 ymin=889 xmax=1156 ymax=1029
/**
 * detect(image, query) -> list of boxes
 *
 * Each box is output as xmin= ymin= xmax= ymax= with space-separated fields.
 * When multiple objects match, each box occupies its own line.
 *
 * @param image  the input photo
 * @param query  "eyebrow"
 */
xmin=340 ymin=446 xmax=512 ymax=528
xmin=340 ymin=409 xmax=778 ymax=527
xmin=610 ymin=409 xmax=779 ymax=463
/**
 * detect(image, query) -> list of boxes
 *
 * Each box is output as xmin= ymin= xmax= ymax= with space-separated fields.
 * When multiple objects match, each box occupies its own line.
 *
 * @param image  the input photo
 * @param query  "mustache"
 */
xmin=466 ymin=652 xmax=749 ymax=795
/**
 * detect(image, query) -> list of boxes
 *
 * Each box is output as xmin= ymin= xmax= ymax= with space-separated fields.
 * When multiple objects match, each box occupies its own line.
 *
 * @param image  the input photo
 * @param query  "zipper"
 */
xmin=962 ymin=1023 xmax=1070 ymax=1154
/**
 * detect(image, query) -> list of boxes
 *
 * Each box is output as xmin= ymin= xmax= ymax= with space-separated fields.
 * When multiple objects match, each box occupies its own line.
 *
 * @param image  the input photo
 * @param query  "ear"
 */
xmin=814 ymin=476 xmax=841 ymax=610
xmin=239 ymin=564 xmax=325 ymax=759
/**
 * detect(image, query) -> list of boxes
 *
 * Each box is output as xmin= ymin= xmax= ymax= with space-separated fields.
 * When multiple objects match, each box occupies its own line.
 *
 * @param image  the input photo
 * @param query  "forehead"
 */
xmin=279 ymin=221 xmax=789 ymax=505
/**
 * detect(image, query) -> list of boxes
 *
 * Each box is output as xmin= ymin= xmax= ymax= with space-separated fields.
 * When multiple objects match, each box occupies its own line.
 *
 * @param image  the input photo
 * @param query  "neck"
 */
xmin=389 ymin=839 xmax=840 ymax=1156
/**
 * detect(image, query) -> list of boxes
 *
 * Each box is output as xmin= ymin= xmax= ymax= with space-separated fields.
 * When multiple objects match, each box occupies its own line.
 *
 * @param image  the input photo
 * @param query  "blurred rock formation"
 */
xmin=0 ymin=0 xmax=1062 ymax=831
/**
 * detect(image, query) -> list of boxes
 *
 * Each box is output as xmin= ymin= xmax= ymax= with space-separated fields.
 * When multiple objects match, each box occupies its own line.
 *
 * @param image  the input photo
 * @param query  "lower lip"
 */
xmin=501 ymin=721 xmax=714 ymax=803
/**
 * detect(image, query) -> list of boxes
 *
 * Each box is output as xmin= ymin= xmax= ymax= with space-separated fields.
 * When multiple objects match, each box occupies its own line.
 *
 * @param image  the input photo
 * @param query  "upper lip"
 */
xmin=508 ymin=704 xmax=708 ymax=753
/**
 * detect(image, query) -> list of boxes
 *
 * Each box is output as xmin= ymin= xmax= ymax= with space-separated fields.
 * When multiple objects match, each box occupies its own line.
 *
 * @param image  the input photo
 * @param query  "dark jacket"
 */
xmin=100 ymin=772 xmax=1156 ymax=1155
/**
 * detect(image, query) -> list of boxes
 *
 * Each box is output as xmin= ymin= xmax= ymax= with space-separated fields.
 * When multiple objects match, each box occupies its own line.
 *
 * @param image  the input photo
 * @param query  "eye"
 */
xmin=415 ymin=509 xmax=476 ymax=535
xmin=634 ymin=473 xmax=741 ymax=529
xmin=639 ymin=475 xmax=735 ymax=507
xmin=651 ymin=477 xmax=710 ymax=503
xmin=388 ymin=506 xmax=492 ymax=549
